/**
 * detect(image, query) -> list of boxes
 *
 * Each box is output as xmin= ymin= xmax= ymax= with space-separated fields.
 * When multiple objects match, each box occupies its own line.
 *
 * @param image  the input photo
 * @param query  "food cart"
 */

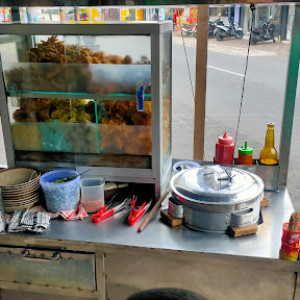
xmin=0 ymin=1 xmax=299 ymax=299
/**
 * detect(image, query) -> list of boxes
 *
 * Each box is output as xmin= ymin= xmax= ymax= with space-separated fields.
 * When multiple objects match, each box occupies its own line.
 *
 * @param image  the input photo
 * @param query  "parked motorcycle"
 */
xmin=250 ymin=21 xmax=275 ymax=45
xmin=216 ymin=22 xmax=244 ymax=41
xmin=208 ymin=20 xmax=224 ymax=36
xmin=181 ymin=23 xmax=197 ymax=37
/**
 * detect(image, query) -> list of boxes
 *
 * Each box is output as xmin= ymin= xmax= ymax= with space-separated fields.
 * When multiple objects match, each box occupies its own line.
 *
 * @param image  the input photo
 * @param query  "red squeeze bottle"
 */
xmin=215 ymin=131 xmax=234 ymax=165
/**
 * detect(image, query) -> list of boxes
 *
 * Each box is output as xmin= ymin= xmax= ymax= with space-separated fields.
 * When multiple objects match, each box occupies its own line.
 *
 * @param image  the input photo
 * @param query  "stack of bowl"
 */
xmin=0 ymin=167 xmax=41 ymax=213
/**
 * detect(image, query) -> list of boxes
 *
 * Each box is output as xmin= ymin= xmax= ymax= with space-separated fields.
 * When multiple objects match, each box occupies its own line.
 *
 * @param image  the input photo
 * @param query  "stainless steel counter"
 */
xmin=1 ymin=188 xmax=294 ymax=260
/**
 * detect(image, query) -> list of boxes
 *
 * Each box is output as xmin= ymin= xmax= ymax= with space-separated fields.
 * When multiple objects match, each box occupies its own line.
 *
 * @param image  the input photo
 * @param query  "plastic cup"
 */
xmin=80 ymin=178 xmax=105 ymax=213
xmin=281 ymin=223 xmax=300 ymax=248
xmin=279 ymin=243 xmax=299 ymax=261
xmin=279 ymin=223 xmax=300 ymax=261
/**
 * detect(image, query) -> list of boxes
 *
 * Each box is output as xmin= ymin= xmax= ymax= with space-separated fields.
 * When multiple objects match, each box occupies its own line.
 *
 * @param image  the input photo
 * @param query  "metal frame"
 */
xmin=151 ymin=32 xmax=163 ymax=198
xmin=0 ymin=23 xmax=171 ymax=35
xmin=0 ymin=57 xmax=15 ymax=167
xmin=0 ymin=0 xmax=299 ymax=5
xmin=0 ymin=22 xmax=173 ymax=199
xmin=279 ymin=4 xmax=300 ymax=187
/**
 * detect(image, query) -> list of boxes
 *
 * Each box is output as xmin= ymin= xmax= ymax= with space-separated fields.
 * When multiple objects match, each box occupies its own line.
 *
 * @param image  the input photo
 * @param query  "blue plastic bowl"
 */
xmin=40 ymin=169 xmax=80 ymax=213
xmin=173 ymin=161 xmax=200 ymax=174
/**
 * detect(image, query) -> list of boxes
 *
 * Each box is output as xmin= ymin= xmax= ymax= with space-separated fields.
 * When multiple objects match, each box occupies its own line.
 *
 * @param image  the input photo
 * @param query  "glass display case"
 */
xmin=0 ymin=22 xmax=172 ymax=198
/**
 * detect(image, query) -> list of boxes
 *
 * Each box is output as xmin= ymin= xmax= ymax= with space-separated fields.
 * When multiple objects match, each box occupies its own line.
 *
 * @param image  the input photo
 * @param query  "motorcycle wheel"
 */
xmin=235 ymin=30 xmax=243 ymax=39
xmin=216 ymin=30 xmax=224 ymax=41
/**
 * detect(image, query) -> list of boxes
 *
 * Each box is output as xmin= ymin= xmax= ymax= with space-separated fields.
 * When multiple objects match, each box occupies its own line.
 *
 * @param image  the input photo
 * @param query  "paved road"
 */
xmin=172 ymin=36 xmax=300 ymax=210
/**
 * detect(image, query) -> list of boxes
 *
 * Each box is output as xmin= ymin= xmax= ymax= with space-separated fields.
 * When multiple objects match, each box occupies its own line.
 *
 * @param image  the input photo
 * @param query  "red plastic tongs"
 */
xmin=128 ymin=196 xmax=152 ymax=226
xmin=92 ymin=197 xmax=131 ymax=223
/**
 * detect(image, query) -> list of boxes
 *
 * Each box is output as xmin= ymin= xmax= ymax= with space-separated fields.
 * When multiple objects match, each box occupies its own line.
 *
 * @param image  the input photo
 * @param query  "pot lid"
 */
xmin=170 ymin=165 xmax=264 ymax=205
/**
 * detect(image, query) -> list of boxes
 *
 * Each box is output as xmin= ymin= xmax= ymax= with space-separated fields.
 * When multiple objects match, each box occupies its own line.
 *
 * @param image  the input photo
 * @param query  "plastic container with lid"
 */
xmin=40 ymin=169 xmax=80 ymax=213
xmin=80 ymin=178 xmax=105 ymax=213
xmin=238 ymin=141 xmax=253 ymax=165
xmin=215 ymin=131 xmax=234 ymax=165
xmin=173 ymin=161 xmax=200 ymax=174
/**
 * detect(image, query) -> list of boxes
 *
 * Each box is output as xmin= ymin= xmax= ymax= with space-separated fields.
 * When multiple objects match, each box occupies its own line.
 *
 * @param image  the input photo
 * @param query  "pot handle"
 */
xmin=230 ymin=208 xmax=255 ymax=227
xmin=204 ymin=165 xmax=231 ymax=189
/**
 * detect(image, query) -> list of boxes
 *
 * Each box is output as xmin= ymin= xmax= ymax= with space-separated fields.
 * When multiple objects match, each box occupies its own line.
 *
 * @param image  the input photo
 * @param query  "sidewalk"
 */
xmin=173 ymin=33 xmax=290 ymax=56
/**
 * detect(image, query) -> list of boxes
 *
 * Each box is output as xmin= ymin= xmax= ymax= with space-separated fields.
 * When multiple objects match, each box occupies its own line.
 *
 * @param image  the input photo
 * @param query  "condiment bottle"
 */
xmin=215 ymin=131 xmax=234 ymax=165
xmin=279 ymin=212 xmax=300 ymax=261
xmin=259 ymin=123 xmax=278 ymax=165
xmin=238 ymin=141 xmax=253 ymax=165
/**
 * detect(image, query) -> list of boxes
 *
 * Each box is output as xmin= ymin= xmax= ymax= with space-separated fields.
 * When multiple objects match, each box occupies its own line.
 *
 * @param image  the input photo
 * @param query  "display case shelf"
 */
xmin=6 ymin=91 xmax=151 ymax=101
xmin=11 ymin=122 xmax=152 ymax=155
xmin=3 ymin=62 xmax=151 ymax=95
xmin=15 ymin=152 xmax=152 ymax=171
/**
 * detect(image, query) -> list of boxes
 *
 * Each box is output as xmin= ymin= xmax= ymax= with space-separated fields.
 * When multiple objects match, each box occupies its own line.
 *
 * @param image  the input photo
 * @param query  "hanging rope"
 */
xmin=231 ymin=4 xmax=255 ymax=170
xmin=179 ymin=19 xmax=195 ymax=99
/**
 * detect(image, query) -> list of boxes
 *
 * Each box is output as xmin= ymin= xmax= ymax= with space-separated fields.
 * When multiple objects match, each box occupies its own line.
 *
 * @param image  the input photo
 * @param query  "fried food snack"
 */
xmin=98 ymin=100 xmax=152 ymax=155
xmin=13 ymin=98 xmax=92 ymax=123
xmin=13 ymin=98 xmax=52 ymax=122
xmin=101 ymin=100 xmax=151 ymax=126
xmin=5 ymin=36 xmax=150 ymax=94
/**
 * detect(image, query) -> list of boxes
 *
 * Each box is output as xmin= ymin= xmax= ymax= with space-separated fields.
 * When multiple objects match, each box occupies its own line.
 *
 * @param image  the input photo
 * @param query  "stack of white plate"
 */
xmin=0 ymin=167 xmax=41 ymax=213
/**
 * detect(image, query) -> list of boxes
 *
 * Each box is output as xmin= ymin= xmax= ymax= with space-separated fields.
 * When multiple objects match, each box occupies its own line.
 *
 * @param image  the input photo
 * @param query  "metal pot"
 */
xmin=170 ymin=165 xmax=264 ymax=232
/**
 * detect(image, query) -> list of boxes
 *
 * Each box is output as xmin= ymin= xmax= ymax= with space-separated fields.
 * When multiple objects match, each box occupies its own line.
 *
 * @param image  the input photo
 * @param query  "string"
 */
xmin=179 ymin=19 xmax=195 ymax=99
xmin=231 ymin=4 xmax=255 ymax=171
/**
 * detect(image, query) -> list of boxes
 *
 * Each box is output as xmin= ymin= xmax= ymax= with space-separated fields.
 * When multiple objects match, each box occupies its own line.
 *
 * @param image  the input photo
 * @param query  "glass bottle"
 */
xmin=259 ymin=123 xmax=278 ymax=165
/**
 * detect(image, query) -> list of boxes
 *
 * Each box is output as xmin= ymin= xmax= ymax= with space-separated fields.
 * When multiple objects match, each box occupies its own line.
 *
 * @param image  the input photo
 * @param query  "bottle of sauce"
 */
xmin=215 ymin=131 xmax=234 ymax=165
xmin=260 ymin=123 xmax=278 ymax=165
xmin=238 ymin=141 xmax=253 ymax=165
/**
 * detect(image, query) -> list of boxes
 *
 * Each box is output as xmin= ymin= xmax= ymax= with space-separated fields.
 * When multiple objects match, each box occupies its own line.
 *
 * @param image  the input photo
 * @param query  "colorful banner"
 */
xmin=135 ymin=9 xmax=144 ymax=21
xmin=121 ymin=9 xmax=130 ymax=21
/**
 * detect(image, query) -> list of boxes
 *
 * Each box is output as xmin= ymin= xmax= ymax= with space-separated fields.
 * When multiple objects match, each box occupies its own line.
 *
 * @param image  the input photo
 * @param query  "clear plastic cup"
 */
xmin=80 ymin=178 xmax=105 ymax=213
xmin=281 ymin=222 xmax=300 ymax=248
xmin=279 ymin=223 xmax=300 ymax=261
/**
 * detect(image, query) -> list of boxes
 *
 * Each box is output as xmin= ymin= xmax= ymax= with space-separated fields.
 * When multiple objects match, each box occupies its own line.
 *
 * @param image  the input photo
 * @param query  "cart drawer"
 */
xmin=0 ymin=247 xmax=96 ymax=292
xmin=0 ymin=289 xmax=92 ymax=300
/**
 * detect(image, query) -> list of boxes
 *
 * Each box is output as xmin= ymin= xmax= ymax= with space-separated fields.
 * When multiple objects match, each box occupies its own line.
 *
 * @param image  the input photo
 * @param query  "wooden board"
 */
xmin=160 ymin=209 xmax=183 ymax=227
xmin=261 ymin=197 xmax=270 ymax=208
xmin=228 ymin=224 xmax=258 ymax=238
xmin=193 ymin=5 xmax=209 ymax=160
